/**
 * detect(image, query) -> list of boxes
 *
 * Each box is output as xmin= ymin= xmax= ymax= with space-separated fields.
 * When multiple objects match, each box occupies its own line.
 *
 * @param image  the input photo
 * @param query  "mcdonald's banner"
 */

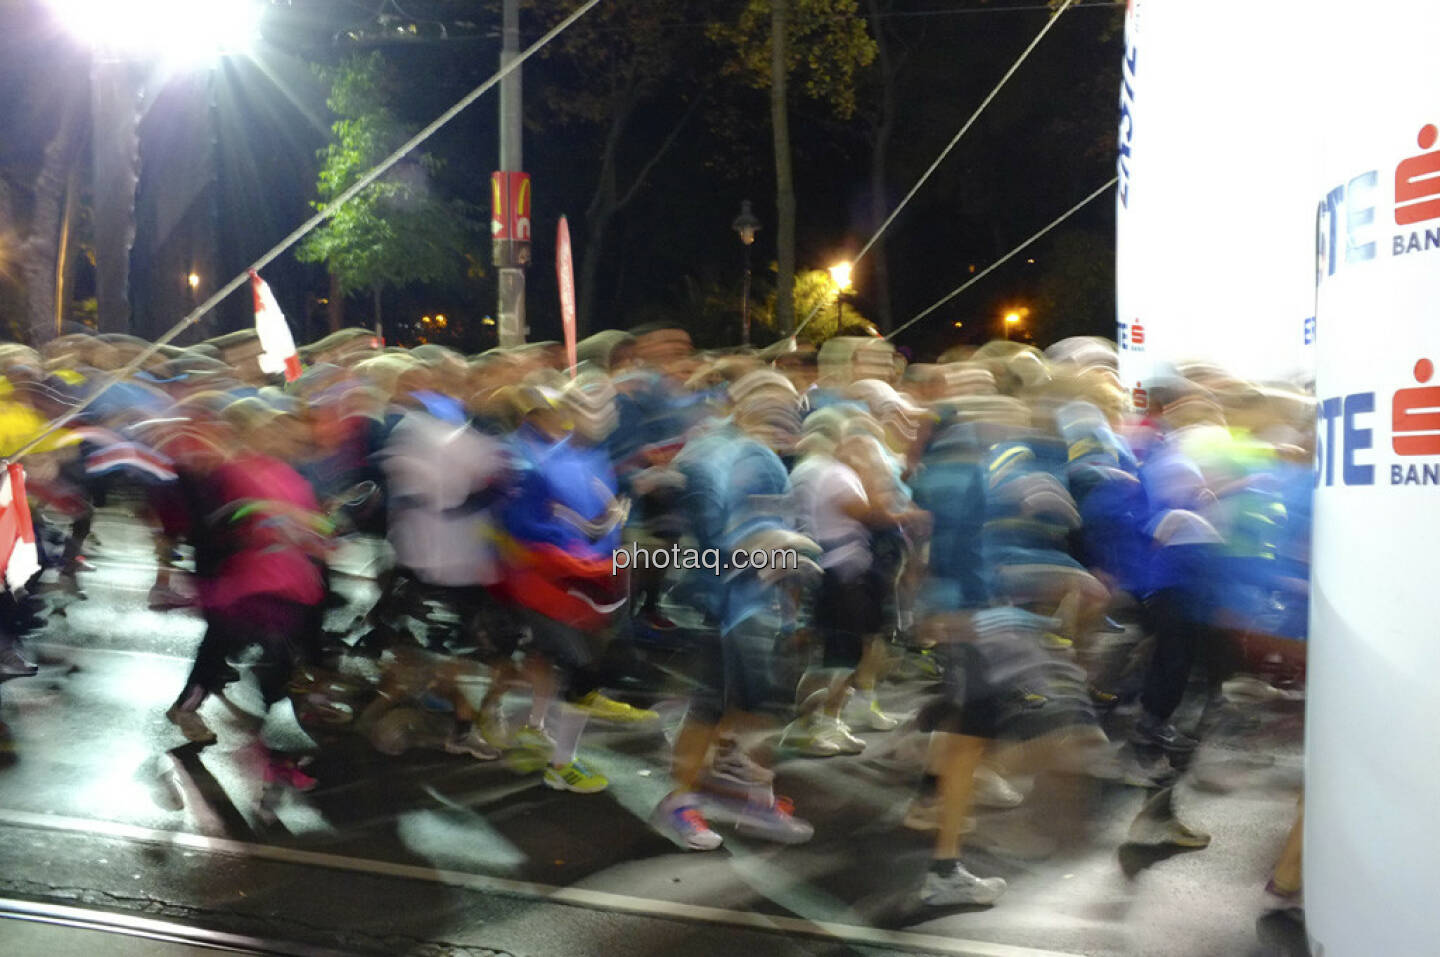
xmin=1114 ymin=0 xmax=1319 ymax=409
xmin=491 ymin=171 xmax=532 ymax=267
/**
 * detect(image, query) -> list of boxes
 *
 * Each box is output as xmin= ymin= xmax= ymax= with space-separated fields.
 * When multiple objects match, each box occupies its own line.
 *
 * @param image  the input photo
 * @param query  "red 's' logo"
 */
xmin=1395 ymin=125 xmax=1440 ymax=226
xmin=1393 ymin=358 xmax=1440 ymax=455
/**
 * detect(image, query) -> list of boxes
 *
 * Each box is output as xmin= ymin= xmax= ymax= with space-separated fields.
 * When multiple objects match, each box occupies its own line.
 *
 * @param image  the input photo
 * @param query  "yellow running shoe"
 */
xmin=504 ymin=725 xmax=555 ymax=775
xmin=573 ymin=691 xmax=659 ymax=724
xmin=543 ymin=758 xmax=609 ymax=794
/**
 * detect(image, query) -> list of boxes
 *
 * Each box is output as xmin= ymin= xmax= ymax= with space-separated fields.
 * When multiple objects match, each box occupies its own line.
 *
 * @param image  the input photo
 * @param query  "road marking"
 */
xmin=0 ymin=895 xmax=347 ymax=956
xmin=0 ymin=807 xmax=1085 ymax=957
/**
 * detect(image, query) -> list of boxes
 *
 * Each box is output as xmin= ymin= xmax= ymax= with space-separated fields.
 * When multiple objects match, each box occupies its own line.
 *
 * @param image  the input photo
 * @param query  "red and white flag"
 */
xmin=0 ymin=463 xmax=39 ymax=593
xmin=249 ymin=269 xmax=302 ymax=382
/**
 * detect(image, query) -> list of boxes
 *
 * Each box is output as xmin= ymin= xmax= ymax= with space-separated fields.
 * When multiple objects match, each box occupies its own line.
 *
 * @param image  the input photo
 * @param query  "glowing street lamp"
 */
xmin=46 ymin=0 xmax=264 ymax=336
xmin=187 ymin=272 xmax=200 ymax=290
xmin=1002 ymin=306 xmax=1029 ymax=341
xmin=47 ymin=0 xmax=263 ymax=65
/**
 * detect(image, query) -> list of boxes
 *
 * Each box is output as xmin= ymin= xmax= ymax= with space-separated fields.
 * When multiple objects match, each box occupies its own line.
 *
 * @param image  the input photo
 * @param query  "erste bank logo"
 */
xmin=1317 ymin=124 xmax=1440 ymax=282
xmin=1318 ymin=358 xmax=1440 ymax=488
xmin=1115 ymin=0 xmax=1140 ymax=208
xmin=1117 ymin=320 xmax=1146 ymax=352
xmin=1131 ymin=381 xmax=1149 ymax=412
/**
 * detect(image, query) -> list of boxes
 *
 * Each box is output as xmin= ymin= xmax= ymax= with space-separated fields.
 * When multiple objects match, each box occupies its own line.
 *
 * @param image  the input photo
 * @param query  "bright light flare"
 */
xmin=828 ymin=261 xmax=853 ymax=292
xmin=1004 ymin=312 xmax=1021 ymax=325
xmin=187 ymin=272 xmax=200 ymax=289
xmin=47 ymin=0 xmax=262 ymax=64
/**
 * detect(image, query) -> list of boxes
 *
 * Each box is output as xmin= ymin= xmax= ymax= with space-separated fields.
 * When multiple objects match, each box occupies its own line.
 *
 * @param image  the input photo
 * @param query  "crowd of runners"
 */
xmin=0 ymin=324 xmax=1311 ymax=907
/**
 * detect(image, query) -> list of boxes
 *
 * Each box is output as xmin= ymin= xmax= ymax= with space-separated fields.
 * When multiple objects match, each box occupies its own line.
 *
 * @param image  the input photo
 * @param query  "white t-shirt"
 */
xmin=382 ymin=411 xmax=508 ymax=587
xmin=792 ymin=454 xmax=871 ymax=577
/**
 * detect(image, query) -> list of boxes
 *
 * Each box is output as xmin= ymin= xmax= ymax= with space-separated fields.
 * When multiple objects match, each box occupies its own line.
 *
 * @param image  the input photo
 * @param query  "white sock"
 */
xmin=547 ymin=703 xmax=587 ymax=767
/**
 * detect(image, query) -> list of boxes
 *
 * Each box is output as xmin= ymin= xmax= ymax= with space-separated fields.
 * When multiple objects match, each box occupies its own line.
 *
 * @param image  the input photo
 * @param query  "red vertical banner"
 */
xmin=556 ymin=215 xmax=577 ymax=378
xmin=490 ymin=172 xmax=510 ymax=241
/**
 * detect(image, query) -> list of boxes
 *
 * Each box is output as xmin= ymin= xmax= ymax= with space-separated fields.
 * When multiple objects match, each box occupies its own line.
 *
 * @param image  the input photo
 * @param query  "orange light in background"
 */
xmin=187 ymin=272 xmax=200 ymax=289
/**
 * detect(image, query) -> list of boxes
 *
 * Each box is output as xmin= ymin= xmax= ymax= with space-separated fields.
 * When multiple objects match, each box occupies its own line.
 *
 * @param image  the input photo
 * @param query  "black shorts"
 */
xmin=390 ymin=571 xmax=523 ymax=663
xmin=816 ymin=567 xmax=887 ymax=667
xmin=917 ymin=643 xmax=1003 ymax=740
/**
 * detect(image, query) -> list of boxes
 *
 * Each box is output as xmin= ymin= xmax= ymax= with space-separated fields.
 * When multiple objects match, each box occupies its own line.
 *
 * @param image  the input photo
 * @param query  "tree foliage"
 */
xmin=709 ymin=0 xmax=878 ymax=119
xmin=296 ymin=52 xmax=477 ymax=298
xmin=754 ymin=267 xmax=876 ymax=344
xmin=526 ymin=0 xmax=713 ymax=335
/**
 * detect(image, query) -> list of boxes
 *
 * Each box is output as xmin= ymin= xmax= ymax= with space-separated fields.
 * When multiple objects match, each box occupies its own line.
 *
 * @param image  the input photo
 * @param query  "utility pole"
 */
xmin=496 ymin=0 xmax=527 ymax=347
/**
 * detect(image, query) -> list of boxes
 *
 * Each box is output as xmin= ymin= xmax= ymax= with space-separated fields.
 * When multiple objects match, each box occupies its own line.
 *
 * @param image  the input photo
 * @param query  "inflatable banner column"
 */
xmin=1308 ymin=3 xmax=1440 ymax=952
xmin=1115 ymin=0 xmax=1318 ymax=406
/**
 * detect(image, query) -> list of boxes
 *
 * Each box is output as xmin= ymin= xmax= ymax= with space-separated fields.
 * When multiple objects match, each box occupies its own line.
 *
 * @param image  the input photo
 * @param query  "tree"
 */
xmin=528 ymin=0 xmax=711 ymax=338
xmin=709 ymin=0 xmax=877 ymax=335
xmin=1032 ymin=229 xmax=1114 ymax=344
xmin=858 ymin=0 xmax=905 ymax=333
xmin=296 ymin=53 xmax=477 ymax=336
xmin=753 ymin=267 xmax=876 ymax=344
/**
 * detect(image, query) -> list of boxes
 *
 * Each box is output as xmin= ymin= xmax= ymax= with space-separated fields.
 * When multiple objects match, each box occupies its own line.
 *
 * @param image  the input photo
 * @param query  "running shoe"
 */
xmin=920 ymin=861 xmax=1006 ymax=906
xmin=843 ymin=696 xmax=902 ymax=732
xmin=779 ymin=715 xmax=843 ymax=757
xmin=721 ymin=795 xmax=814 ymax=845
xmin=651 ymin=793 xmax=724 ymax=851
xmin=573 ymin=691 xmax=659 ymax=724
xmin=445 ymin=728 xmax=502 ymax=761
xmin=901 ymin=797 xmax=974 ymax=834
xmin=165 ymin=706 xmax=216 ymax=744
xmin=710 ymin=741 xmax=774 ymax=788
xmin=1133 ymin=716 xmax=1200 ymax=752
xmin=1126 ymin=787 xmax=1211 ymax=848
xmin=0 ymin=647 xmax=38 ymax=679
xmin=819 ymin=715 xmax=866 ymax=755
xmin=973 ymin=765 xmax=1025 ymax=809
xmin=479 ymin=710 xmax=513 ymax=749
xmin=504 ymin=725 xmax=555 ymax=774
xmin=543 ymin=759 xmax=609 ymax=794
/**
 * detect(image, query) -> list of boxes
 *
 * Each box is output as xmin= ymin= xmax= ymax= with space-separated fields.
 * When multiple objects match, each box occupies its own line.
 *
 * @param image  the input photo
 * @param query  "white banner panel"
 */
xmin=1307 ymin=2 xmax=1440 ymax=952
xmin=1115 ymin=0 xmax=1319 ymax=407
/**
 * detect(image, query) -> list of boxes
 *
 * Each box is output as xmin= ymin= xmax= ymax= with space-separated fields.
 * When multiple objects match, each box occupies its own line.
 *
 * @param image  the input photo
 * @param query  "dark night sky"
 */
xmin=0 ymin=0 xmax=1124 ymax=357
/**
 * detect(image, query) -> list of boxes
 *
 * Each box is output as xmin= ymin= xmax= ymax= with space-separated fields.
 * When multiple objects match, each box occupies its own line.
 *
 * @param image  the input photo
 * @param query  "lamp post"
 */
xmin=732 ymin=200 xmax=761 ymax=345
xmin=829 ymin=260 xmax=853 ymax=330
xmin=1002 ymin=307 xmax=1027 ymax=341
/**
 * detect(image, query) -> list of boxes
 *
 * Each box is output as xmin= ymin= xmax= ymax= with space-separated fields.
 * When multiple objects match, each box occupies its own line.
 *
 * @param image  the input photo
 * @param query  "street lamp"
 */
xmin=829 ymin=260 xmax=853 ymax=330
xmin=1002 ymin=307 xmax=1028 ymax=341
xmin=732 ymin=200 xmax=761 ymax=345
xmin=47 ymin=0 xmax=263 ymax=64
xmin=187 ymin=272 xmax=200 ymax=291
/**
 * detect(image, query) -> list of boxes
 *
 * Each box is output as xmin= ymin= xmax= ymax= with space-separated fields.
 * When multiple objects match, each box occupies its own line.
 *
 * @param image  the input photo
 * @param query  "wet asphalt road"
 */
xmin=0 ymin=509 xmax=1311 ymax=957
